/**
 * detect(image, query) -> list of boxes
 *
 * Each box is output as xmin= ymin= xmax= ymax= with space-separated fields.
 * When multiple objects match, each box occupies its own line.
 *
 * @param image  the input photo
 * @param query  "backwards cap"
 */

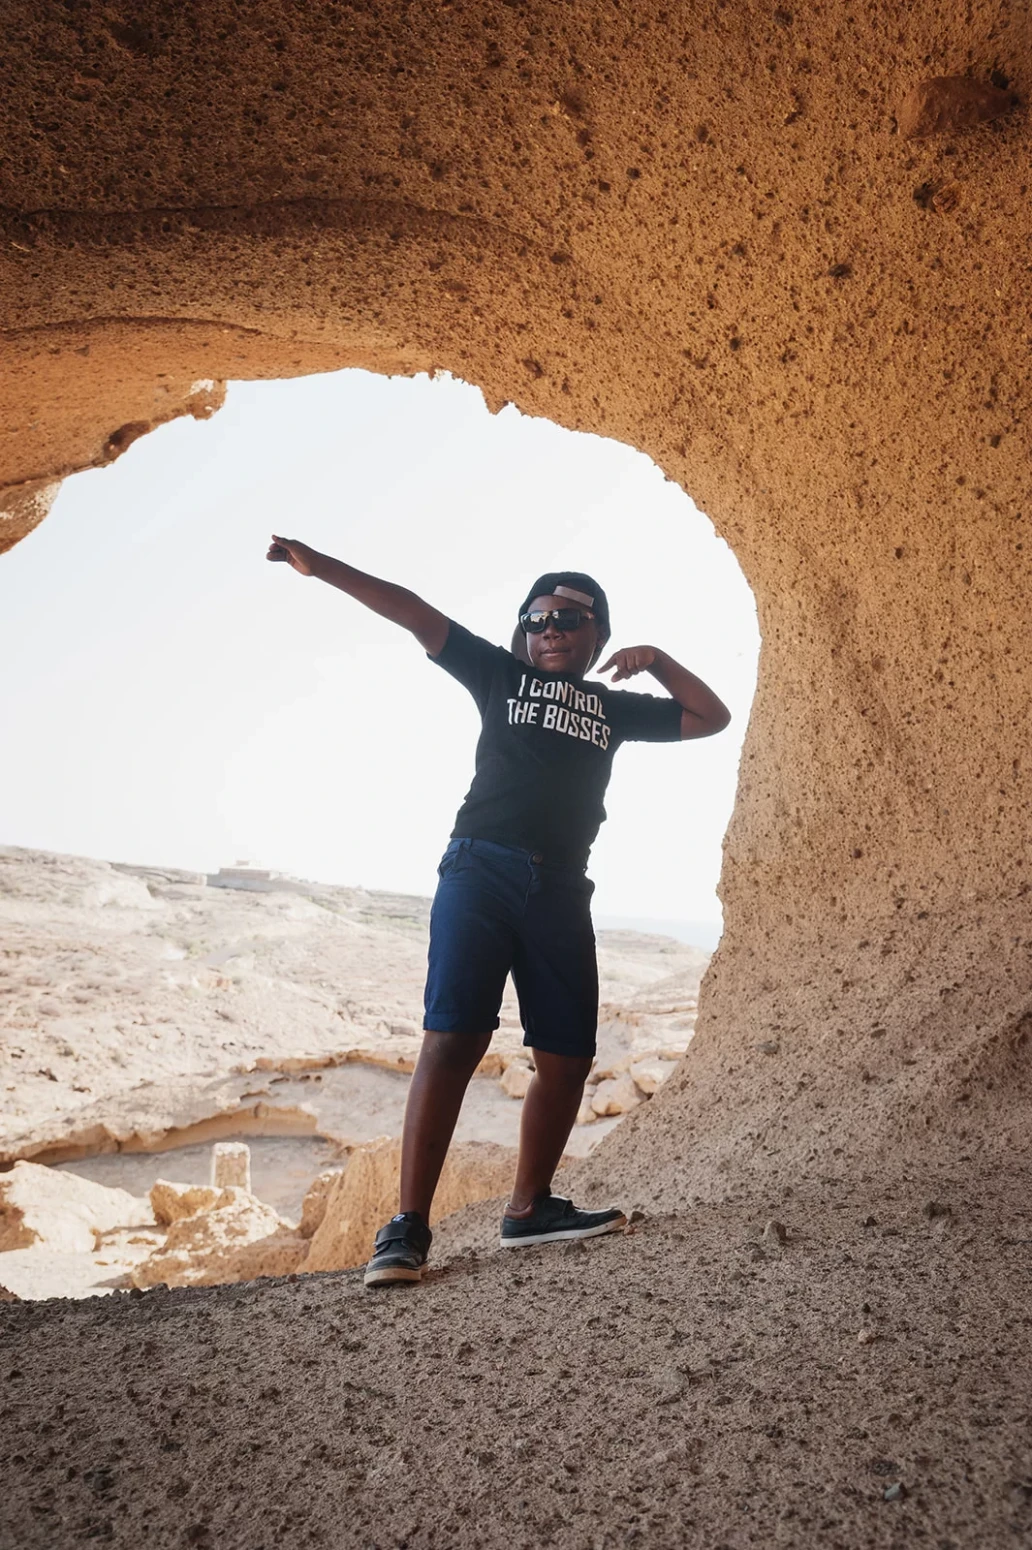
xmin=518 ymin=571 xmax=610 ymax=641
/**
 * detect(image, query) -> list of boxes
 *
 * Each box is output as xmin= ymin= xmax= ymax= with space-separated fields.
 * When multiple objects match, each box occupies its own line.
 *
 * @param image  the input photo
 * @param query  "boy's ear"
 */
xmin=589 ymin=631 xmax=610 ymax=669
xmin=511 ymin=625 xmax=533 ymax=665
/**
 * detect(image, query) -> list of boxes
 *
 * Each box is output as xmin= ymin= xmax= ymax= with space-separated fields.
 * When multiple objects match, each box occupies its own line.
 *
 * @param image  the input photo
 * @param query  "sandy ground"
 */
xmin=3 ymin=1165 xmax=1030 ymax=1550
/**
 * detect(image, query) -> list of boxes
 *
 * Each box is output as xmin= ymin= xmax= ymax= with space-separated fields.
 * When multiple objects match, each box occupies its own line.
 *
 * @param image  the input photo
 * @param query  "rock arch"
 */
xmin=3 ymin=1 xmax=1030 ymax=1200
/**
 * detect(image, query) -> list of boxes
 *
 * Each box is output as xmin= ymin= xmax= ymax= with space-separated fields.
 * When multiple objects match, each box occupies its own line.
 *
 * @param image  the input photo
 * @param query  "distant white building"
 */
xmin=208 ymin=861 xmax=283 ymax=891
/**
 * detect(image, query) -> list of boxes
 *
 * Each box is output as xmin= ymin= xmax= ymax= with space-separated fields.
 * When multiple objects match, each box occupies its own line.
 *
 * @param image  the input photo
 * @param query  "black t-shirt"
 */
xmin=431 ymin=620 xmax=683 ymax=866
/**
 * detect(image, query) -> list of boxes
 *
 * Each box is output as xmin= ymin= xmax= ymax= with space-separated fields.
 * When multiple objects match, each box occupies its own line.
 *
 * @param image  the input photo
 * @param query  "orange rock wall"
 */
xmin=3 ymin=2 xmax=1030 ymax=1192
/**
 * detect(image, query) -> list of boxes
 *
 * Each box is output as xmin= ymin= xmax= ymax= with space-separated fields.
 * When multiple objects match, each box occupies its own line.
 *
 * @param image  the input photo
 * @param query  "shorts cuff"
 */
xmin=523 ymin=1033 xmax=596 ymax=1060
xmin=423 ymin=1017 xmax=501 ymax=1035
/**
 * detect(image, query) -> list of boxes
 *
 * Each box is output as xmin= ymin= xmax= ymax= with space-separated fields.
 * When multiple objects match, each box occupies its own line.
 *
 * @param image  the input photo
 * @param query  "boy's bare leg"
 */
xmin=507 ymin=1049 xmax=594 ymax=1213
xmin=399 ymin=1029 xmax=492 ymax=1221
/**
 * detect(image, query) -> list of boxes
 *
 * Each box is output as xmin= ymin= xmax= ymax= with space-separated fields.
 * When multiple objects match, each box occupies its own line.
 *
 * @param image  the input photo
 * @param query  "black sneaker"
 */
xmin=363 ymin=1212 xmax=432 ymax=1287
xmin=499 ymin=1192 xmax=627 ymax=1249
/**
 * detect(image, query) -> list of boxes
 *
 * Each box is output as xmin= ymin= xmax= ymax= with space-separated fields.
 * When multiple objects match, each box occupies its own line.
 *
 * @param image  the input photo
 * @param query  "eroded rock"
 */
xmin=301 ymin=1137 xmax=517 ymax=1272
xmin=898 ymin=76 xmax=1019 ymax=139
xmin=211 ymin=1141 xmax=252 ymax=1191
xmin=132 ymin=1187 xmax=303 ymax=1289
xmin=500 ymin=1061 xmax=534 ymax=1100
xmin=0 ymin=1161 xmax=152 ymax=1253
xmin=629 ymin=1058 xmax=677 ymax=1096
xmin=591 ymin=1075 xmax=643 ymax=1118
xmin=298 ymin=1167 xmax=345 ymax=1239
xmin=150 ymin=1181 xmax=224 ymax=1227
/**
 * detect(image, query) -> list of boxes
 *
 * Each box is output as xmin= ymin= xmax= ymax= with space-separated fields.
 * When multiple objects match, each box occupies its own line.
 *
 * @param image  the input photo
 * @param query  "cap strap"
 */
xmin=552 ymin=585 xmax=594 ymax=608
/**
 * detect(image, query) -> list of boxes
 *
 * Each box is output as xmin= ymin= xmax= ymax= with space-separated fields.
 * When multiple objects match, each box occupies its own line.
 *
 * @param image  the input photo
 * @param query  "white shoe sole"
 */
xmin=364 ymin=1263 xmax=425 ymax=1286
xmin=498 ymin=1213 xmax=627 ymax=1249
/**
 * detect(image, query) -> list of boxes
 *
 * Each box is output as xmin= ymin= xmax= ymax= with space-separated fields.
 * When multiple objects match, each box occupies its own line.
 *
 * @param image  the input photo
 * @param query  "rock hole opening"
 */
xmin=0 ymin=366 xmax=758 ymax=1298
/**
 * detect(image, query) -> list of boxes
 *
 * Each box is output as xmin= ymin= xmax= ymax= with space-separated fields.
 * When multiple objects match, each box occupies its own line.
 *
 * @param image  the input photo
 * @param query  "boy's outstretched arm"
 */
xmin=598 ymin=645 xmax=731 ymax=739
xmin=267 ymin=536 xmax=449 ymax=656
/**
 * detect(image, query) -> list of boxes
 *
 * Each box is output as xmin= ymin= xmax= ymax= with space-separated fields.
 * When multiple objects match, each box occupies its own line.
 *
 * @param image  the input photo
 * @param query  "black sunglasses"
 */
xmin=519 ymin=607 xmax=596 ymax=635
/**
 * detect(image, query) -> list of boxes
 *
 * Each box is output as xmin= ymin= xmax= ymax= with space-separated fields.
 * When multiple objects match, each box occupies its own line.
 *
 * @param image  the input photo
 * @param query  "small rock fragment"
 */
xmin=211 ymin=1142 xmax=251 ymax=1192
xmin=591 ymin=1074 xmax=642 ymax=1117
xmin=629 ymin=1057 xmax=676 ymax=1095
xmin=923 ymin=1199 xmax=951 ymax=1220
xmin=857 ymin=1327 xmax=879 ymax=1345
xmin=628 ymin=1208 xmax=646 ymax=1224
xmin=862 ymin=1215 xmax=878 ymax=1228
xmin=757 ymin=1040 xmax=780 ymax=1056
xmin=574 ymin=1095 xmax=597 ymax=1126
xmin=500 ymin=1061 xmax=534 ymax=1100
xmin=763 ymin=1218 xmax=788 ymax=1245
xmin=653 ymin=1365 xmax=686 ymax=1404
xmin=882 ymin=1482 xmax=907 ymax=1502
xmin=898 ymin=75 xmax=1018 ymax=139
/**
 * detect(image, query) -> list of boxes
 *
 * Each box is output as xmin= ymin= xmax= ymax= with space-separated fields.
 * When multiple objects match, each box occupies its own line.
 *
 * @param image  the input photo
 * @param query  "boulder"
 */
xmin=0 ymin=1247 xmax=137 ymax=1301
xmin=500 ymin=1061 xmax=534 ymax=1100
xmin=630 ymin=1058 xmax=678 ymax=1096
xmin=575 ymin=1096 xmax=598 ymax=1126
xmin=211 ymin=1141 xmax=251 ymax=1191
xmin=0 ymin=1161 xmax=153 ymax=1253
xmin=898 ymin=75 xmax=1018 ymax=139
xmin=298 ymin=1165 xmax=346 ymax=1238
xmin=591 ymin=1075 xmax=643 ymax=1118
xmin=150 ymin=1180 xmax=223 ymax=1226
xmin=132 ymin=1187 xmax=304 ymax=1289
xmin=302 ymin=1137 xmax=517 ymax=1272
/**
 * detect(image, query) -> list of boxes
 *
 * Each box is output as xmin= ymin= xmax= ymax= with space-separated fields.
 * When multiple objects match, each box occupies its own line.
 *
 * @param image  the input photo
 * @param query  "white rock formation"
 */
xmin=132 ymin=1185 xmax=303 ymax=1289
xmin=591 ymin=1075 xmax=643 ymax=1118
xmin=0 ymin=1161 xmax=153 ymax=1253
xmin=500 ymin=1061 xmax=534 ymax=1100
xmin=629 ymin=1058 xmax=678 ymax=1095
xmin=211 ymin=1141 xmax=252 ymax=1190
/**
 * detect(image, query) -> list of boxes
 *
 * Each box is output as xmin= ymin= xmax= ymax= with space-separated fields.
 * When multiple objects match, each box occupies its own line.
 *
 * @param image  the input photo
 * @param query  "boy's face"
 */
xmin=524 ymin=593 xmax=602 ymax=676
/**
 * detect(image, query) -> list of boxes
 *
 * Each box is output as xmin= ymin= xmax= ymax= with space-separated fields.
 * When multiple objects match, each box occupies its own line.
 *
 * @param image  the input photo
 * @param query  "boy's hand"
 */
xmin=267 ymin=535 xmax=316 ymax=575
xmin=597 ymin=646 xmax=659 ymax=682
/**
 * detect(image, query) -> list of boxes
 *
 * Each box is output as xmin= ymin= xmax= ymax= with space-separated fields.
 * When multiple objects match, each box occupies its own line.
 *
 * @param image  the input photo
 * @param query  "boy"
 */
xmin=267 ymin=536 xmax=730 ymax=1286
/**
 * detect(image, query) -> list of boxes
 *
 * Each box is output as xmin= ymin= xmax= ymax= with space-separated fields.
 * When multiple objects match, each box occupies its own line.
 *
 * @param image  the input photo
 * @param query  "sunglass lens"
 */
xmin=520 ymin=608 xmax=591 ymax=633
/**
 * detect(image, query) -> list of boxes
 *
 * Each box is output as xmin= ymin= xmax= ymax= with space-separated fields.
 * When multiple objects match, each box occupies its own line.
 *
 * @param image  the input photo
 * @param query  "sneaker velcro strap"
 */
xmin=375 ymin=1218 xmax=429 ymax=1248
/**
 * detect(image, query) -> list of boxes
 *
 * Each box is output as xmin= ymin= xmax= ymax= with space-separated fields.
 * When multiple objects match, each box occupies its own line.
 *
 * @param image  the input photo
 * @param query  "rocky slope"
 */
xmin=0 ymin=844 xmax=707 ymax=1164
xmin=3 ymin=1164 xmax=1029 ymax=1550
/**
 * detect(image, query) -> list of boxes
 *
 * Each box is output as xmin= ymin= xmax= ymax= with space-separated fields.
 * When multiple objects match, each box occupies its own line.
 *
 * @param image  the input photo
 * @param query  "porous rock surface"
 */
xmin=3 ymin=1170 xmax=1032 ymax=1550
xmin=2 ymin=6 xmax=1030 ymax=1200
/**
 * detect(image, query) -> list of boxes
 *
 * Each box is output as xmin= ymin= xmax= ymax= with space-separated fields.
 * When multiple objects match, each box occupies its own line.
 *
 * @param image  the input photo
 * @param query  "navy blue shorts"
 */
xmin=423 ymin=838 xmax=598 ymax=1059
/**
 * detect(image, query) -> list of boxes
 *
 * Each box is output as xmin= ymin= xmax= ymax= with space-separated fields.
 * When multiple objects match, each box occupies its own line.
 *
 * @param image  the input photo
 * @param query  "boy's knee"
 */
xmin=531 ymin=1050 xmax=593 ymax=1089
xmin=422 ymin=1028 xmax=491 ymax=1073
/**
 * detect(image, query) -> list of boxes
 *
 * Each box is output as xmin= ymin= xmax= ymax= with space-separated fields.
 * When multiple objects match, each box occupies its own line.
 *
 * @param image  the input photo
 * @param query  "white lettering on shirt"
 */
xmin=520 ymin=677 xmax=611 ymax=748
xmin=507 ymin=698 xmax=540 ymax=725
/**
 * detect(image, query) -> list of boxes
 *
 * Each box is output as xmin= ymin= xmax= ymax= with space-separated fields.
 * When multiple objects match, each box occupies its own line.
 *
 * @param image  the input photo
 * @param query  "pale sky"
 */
xmin=0 ymin=370 xmax=758 ymax=945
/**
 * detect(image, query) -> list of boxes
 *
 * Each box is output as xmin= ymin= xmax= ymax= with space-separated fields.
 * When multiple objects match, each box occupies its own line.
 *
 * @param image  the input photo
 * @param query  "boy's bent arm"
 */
xmin=598 ymin=644 xmax=731 ymax=739
xmin=267 ymin=536 xmax=449 ymax=656
xmin=650 ymin=652 xmax=731 ymax=739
